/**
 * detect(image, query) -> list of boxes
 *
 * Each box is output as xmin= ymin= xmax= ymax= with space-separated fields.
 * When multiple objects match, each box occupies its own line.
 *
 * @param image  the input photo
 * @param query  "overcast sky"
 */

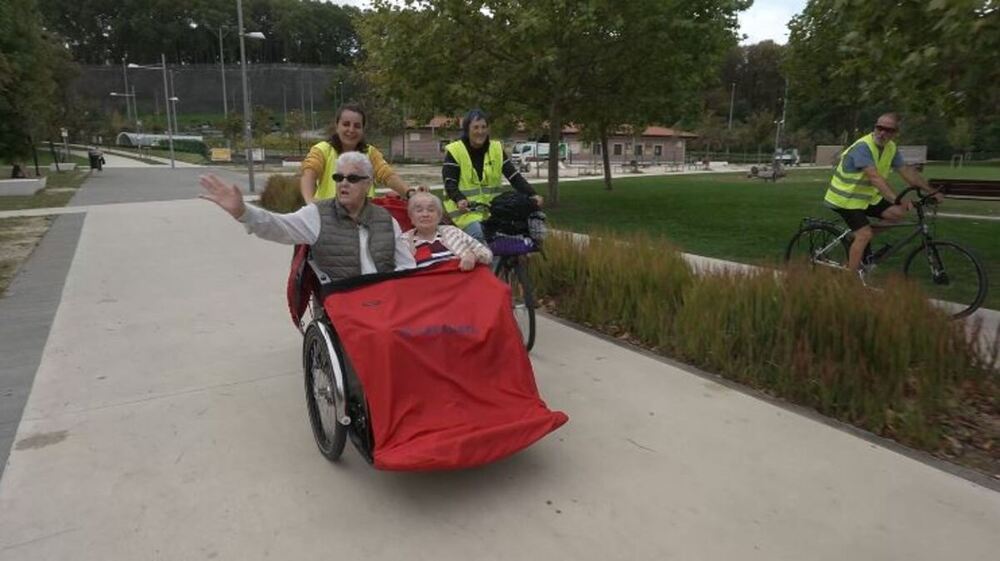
xmin=323 ymin=0 xmax=808 ymax=46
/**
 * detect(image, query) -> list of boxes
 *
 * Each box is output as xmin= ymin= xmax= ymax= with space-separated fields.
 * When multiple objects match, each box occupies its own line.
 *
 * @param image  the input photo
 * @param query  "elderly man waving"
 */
xmin=200 ymin=151 xmax=415 ymax=279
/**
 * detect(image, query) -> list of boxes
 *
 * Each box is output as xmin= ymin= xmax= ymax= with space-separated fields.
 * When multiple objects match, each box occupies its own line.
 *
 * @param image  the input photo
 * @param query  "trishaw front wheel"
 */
xmin=303 ymin=322 xmax=348 ymax=461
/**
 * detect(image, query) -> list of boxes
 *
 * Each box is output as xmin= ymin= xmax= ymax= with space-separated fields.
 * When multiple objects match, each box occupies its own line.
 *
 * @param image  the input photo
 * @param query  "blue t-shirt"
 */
xmin=842 ymin=143 xmax=905 ymax=173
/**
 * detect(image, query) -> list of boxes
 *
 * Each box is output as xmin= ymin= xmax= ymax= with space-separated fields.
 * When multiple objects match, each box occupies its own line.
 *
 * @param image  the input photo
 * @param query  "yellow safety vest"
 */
xmin=824 ymin=133 xmax=896 ymax=210
xmin=443 ymin=140 xmax=505 ymax=229
xmin=313 ymin=142 xmax=376 ymax=200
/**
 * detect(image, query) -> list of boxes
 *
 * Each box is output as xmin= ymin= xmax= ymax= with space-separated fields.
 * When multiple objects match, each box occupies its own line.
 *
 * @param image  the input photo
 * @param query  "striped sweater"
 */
xmin=401 ymin=225 xmax=493 ymax=267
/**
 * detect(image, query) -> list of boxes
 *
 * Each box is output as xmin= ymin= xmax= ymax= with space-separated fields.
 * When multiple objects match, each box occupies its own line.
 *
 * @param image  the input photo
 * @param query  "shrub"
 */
xmin=531 ymin=230 xmax=998 ymax=450
xmin=259 ymin=174 xmax=304 ymax=213
xmin=532 ymin=230 xmax=694 ymax=350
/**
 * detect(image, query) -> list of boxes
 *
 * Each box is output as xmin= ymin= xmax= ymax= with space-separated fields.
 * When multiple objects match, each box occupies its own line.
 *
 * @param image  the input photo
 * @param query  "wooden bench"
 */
xmin=929 ymin=179 xmax=1000 ymax=200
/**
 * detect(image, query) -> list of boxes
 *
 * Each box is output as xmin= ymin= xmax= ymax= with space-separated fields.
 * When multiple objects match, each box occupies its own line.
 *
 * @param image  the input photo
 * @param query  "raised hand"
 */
xmin=459 ymin=252 xmax=476 ymax=271
xmin=199 ymin=175 xmax=246 ymax=219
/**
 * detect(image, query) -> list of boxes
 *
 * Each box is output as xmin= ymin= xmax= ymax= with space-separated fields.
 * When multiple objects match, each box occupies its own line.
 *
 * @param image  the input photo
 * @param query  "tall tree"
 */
xmin=38 ymin=0 xmax=361 ymax=66
xmin=360 ymin=0 xmax=745 ymax=204
xmin=785 ymin=0 xmax=1000 ymax=142
xmin=1 ymin=0 xmax=75 ymax=163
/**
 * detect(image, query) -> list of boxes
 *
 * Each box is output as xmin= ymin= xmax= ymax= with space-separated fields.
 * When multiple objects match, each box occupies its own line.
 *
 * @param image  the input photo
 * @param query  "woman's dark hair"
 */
xmin=461 ymin=108 xmax=490 ymax=139
xmin=328 ymin=102 xmax=369 ymax=153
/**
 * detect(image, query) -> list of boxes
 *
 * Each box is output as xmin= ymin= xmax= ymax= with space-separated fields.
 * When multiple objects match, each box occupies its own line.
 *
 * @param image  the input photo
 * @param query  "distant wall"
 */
xmin=75 ymin=64 xmax=341 ymax=120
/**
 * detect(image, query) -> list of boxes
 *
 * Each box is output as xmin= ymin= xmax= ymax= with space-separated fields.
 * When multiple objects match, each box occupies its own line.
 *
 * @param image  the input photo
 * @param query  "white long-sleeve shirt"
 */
xmin=238 ymin=203 xmax=416 ymax=273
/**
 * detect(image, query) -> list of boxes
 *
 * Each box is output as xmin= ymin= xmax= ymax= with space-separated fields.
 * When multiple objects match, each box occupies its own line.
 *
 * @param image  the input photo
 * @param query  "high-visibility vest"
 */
xmin=824 ymin=133 xmax=896 ymax=210
xmin=443 ymin=140 xmax=505 ymax=228
xmin=312 ymin=142 xmax=376 ymax=200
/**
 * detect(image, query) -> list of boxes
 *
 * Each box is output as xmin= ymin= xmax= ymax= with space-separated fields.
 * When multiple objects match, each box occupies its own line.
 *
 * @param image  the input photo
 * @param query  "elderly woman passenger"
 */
xmin=200 ymin=151 xmax=415 ymax=279
xmin=402 ymin=191 xmax=492 ymax=271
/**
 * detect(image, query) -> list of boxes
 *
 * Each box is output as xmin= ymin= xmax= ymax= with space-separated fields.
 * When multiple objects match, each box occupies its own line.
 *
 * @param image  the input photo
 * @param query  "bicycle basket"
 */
xmin=527 ymin=211 xmax=547 ymax=242
xmin=489 ymin=233 xmax=539 ymax=256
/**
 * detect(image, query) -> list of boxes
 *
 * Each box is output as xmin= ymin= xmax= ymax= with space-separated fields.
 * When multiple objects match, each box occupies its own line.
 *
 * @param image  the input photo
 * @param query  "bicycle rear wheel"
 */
xmin=902 ymin=241 xmax=988 ymax=319
xmin=784 ymin=223 xmax=850 ymax=269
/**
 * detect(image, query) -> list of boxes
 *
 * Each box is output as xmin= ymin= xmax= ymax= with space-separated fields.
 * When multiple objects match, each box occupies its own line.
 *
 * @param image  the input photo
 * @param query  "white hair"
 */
xmin=336 ymin=151 xmax=373 ymax=178
xmin=407 ymin=191 xmax=443 ymax=215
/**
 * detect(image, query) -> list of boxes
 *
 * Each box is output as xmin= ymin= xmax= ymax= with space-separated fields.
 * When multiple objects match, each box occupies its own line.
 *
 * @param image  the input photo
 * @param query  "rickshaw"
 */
xmin=286 ymin=197 xmax=567 ymax=471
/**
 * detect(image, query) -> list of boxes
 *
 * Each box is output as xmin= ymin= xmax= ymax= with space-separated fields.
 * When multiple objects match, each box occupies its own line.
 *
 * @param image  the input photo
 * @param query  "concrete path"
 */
xmin=69 ymin=144 xmax=203 ymax=168
xmin=0 ymin=193 xmax=998 ymax=559
xmin=67 ymin=150 xmax=155 ymax=169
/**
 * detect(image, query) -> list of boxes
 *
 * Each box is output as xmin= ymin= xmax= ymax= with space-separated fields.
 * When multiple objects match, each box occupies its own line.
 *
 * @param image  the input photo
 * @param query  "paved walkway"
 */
xmin=69 ymin=144 xmax=204 ymax=168
xmin=0 ymin=170 xmax=997 ymax=560
xmin=66 ymin=150 xmax=154 ymax=169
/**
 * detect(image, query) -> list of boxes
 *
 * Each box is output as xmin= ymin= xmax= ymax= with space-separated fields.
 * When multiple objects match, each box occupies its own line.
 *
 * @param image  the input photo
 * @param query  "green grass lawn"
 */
xmin=0 ymin=169 xmax=89 ymax=211
xmin=2 ymin=152 xmax=90 ymax=176
xmin=546 ymin=164 xmax=1000 ymax=310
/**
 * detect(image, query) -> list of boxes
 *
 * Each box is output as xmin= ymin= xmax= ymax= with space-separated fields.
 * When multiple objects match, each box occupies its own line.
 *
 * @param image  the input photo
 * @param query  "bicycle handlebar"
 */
xmin=895 ymin=186 xmax=941 ymax=207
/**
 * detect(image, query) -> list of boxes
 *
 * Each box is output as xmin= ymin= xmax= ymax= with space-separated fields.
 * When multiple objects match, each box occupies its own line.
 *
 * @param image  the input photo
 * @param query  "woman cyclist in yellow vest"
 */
xmin=442 ymin=109 xmax=543 ymax=242
xmin=300 ymin=103 xmax=418 ymax=203
xmin=824 ymin=112 xmax=938 ymax=274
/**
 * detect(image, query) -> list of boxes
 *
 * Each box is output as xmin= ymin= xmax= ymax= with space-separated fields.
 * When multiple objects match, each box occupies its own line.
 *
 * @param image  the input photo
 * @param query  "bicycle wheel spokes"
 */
xmin=785 ymin=224 xmax=849 ymax=269
xmin=903 ymin=241 xmax=988 ymax=319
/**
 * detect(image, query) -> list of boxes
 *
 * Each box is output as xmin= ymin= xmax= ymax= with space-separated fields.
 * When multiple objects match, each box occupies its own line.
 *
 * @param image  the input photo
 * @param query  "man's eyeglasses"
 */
xmin=875 ymin=125 xmax=898 ymax=133
xmin=332 ymin=173 xmax=370 ymax=184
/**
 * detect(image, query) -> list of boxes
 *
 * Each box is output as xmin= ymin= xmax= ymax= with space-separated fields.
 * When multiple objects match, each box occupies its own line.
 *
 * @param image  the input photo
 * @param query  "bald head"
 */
xmin=873 ymin=113 xmax=901 ymax=146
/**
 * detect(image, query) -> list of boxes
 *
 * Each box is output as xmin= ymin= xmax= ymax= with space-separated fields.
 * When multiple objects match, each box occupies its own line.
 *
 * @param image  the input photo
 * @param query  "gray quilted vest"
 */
xmin=312 ymin=199 xmax=396 ymax=280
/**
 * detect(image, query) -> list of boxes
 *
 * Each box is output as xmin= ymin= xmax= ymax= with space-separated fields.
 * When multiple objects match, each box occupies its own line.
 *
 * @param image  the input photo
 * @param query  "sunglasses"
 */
xmin=875 ymin=125 xmax=898 ymax=133
xmin=332 ymin=173 xmax=370 ymax=184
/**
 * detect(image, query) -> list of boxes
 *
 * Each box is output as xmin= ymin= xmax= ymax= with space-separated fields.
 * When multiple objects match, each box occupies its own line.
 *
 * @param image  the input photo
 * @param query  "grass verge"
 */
xmin=532 ymin=231 xmax=999 ymax=476
xmin=545 ymin=166 xmax=1000 ymax=309
xmin=0 ymin=216 xmax=52 ymax=296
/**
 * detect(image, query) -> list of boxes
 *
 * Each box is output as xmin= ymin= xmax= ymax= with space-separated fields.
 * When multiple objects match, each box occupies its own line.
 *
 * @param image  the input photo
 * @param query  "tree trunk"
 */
xmin=30 ymin=136 xmax=40 ymax=176
xmin=547 ymin=101 xmax=561 ymax=206
xmin=600 ymin=128 xmax=612 ymax=191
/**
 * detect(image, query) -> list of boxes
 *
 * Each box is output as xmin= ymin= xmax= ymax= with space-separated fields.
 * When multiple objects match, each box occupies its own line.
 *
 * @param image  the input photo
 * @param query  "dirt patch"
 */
xmin=0 ymin=216 xmax=51 ymax=296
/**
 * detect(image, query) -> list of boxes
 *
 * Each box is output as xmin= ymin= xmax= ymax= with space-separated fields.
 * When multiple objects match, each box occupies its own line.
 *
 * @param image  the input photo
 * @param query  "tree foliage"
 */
xmin=785 ymin=0 xmax=1000 ymax=145
xmin=1 ymin=0 xmax=76 ymax=161
xmin=38 ymin=0 xmax=360 ymax=66
xmin=359 ymin=0 xmax=746 ymax=202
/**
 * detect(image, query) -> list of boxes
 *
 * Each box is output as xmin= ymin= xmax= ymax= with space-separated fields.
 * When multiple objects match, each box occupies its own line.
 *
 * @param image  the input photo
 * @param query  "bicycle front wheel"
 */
xmin=903 ymin=241 xmax=988 ymax=319
xmin=497 ymin=257 xmax=537 ymax=351
xmin=784 ymin=223 xmax=850 ymax=269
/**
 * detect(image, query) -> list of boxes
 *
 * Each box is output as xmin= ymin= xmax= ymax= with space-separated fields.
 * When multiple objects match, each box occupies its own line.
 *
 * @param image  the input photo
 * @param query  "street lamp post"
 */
xmin=110 ymin=91 xmax=136 ymax=119
xmin=727 ymin=82 xmax=736 ymax=130
xmin=189 ymin=22 xmax=229 ymax=118
xmin=128 ymin=56 xmax=176 ymax=169
xmin=236 ymin=0 xmax=265 ymax=193
xmin=122 ymin=58 xmax=133 ymax=124
xmin=169 ymin=96 xmax=181 ymax=136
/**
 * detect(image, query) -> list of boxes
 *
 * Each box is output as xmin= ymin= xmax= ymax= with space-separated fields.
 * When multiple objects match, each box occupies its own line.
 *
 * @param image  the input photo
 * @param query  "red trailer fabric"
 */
xmin=324 ymin=261 xmax=567 ymax=470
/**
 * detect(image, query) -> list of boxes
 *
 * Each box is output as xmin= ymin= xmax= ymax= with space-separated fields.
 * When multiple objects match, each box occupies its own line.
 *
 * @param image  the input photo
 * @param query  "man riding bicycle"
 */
xmin=824 ymin=112 xmax=939 ymax=275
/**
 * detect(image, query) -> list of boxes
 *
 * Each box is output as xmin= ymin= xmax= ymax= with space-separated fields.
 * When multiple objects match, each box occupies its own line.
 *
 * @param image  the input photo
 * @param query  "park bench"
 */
xmin=929 ymin=178 xmax=1000 ymax=200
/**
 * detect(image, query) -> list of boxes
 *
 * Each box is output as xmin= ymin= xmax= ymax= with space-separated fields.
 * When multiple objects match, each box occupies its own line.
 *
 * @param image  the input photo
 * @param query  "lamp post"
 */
xmin=122 ymin=58 xmax=133 ymax=124
xmin=128 ymin=56 xmax=176 ymax=169
xmin=169 ymin=70 xmax=178 ymax=135
xmin=727 ymin=82 xmax=736 ymax=130
xmin=110 ymin=91 xmax=135 ymax=120
xmin=169 ymin=96 xmax=181 ymax=136
xmin=237 ymin=0 xmax=265 ymax=192
xmin=189 ymin=21 xmax=229 ymax=118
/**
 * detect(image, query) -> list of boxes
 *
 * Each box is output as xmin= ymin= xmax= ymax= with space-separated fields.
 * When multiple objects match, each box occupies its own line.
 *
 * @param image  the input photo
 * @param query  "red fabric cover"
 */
xmin=324 ymin=260 xmax=567 ymax=470
xmin=286 ymin=244 xmax=313 ymax=331
xmin=371 ymin=196 xmax=413 ymax=231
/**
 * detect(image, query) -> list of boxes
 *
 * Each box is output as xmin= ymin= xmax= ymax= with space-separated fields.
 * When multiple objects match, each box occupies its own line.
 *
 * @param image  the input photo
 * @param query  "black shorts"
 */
xmin=831 ymin=199 xmax=893 ymax=231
